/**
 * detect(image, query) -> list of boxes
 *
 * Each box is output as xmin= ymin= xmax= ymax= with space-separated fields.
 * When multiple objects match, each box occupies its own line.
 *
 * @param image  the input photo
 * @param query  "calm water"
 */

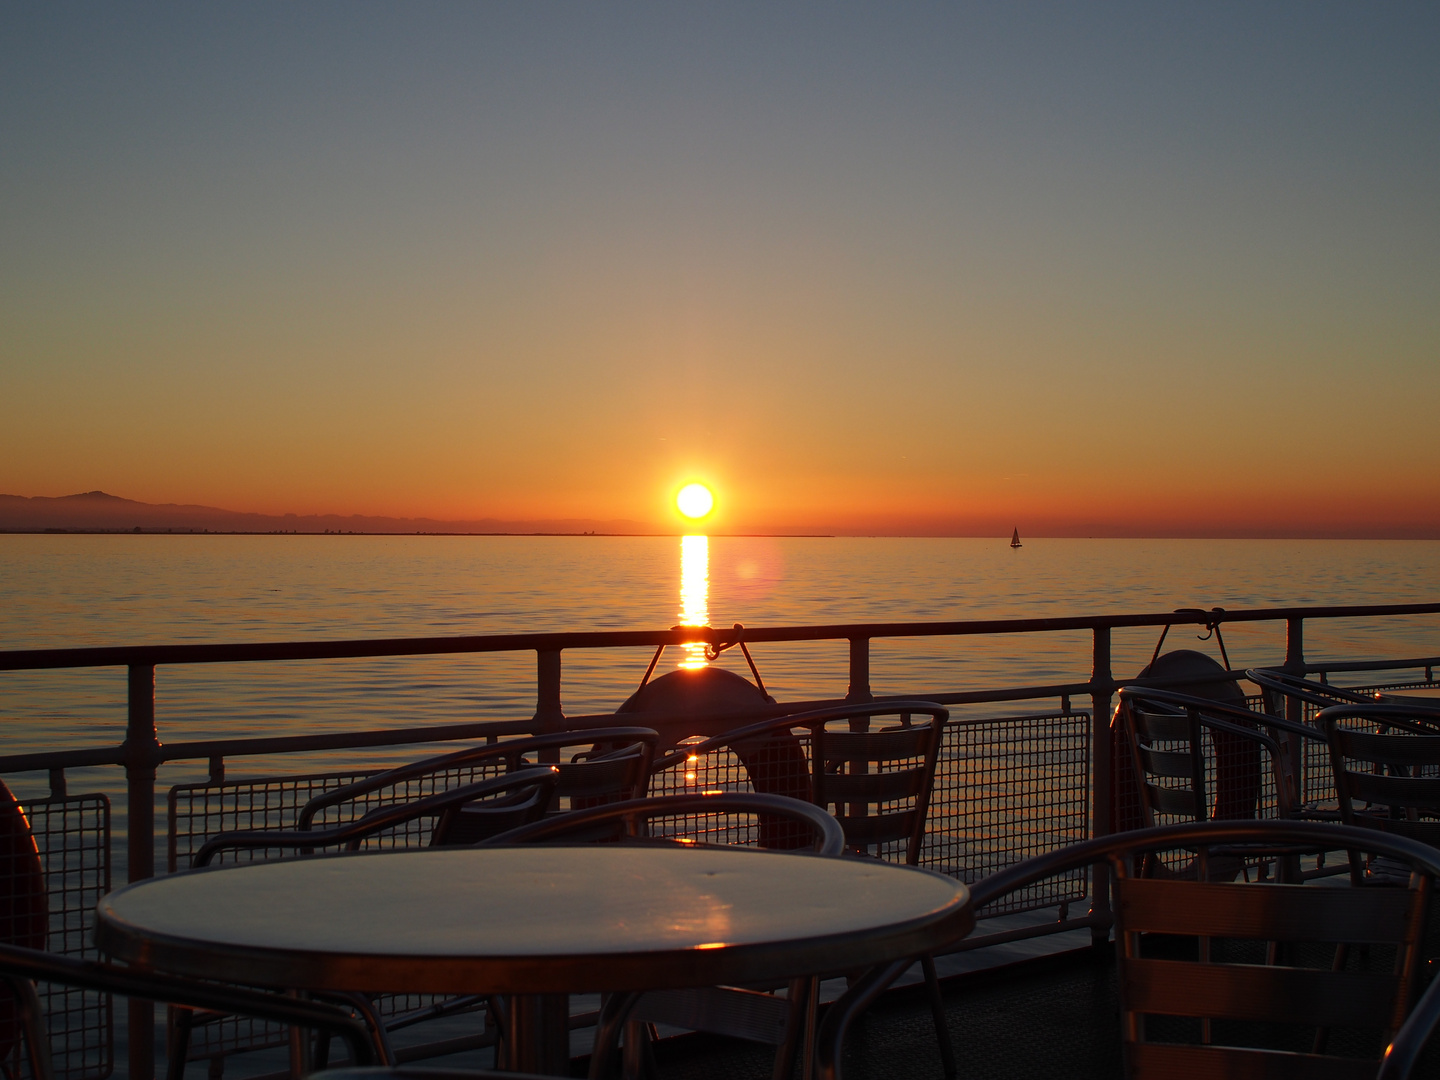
xmin=2 ymin=534 xmax=1439 ymax=789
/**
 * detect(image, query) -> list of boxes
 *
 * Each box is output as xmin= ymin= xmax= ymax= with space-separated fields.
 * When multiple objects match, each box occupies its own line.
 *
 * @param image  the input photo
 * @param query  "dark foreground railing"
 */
xmin=2 ymin=601 xmax=1439 ymax=1080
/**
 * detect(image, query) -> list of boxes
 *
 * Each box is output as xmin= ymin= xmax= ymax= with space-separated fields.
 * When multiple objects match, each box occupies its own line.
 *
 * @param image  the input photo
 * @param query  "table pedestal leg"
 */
xmin=508 ymin=993 xmax=570 ymax=1075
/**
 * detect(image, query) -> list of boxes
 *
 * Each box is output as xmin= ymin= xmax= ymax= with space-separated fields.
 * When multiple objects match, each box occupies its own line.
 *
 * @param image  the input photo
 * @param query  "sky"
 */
xmin=2 ymin=3 xmax=1437 ymax=536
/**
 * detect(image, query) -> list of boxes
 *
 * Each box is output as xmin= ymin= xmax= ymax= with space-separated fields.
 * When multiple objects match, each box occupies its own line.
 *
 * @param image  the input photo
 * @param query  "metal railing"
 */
xmin=2 ymin=601 xmax=1439 ymax=1080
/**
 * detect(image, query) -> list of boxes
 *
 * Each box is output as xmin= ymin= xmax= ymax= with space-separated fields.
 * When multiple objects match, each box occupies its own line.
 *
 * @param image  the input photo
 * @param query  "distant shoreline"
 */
xmin=0 ymin=528 xmax=838 ymax=538
xmin=4 ymin=530 xmax=1438 ymax=541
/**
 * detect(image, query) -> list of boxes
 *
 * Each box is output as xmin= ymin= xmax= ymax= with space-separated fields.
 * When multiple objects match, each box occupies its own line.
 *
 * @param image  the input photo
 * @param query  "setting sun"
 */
xmin=676 ymin=483 xmax=714 ymax=519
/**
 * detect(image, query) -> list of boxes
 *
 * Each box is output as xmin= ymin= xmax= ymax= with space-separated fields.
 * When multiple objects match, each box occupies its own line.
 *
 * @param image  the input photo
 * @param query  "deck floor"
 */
xmin=648 ymin=950 xmax=1123 ymax=1080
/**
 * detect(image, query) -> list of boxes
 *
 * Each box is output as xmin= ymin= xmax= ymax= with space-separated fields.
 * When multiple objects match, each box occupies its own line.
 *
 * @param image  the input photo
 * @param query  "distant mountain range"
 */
xmin=0 ymin=491 xmax=655 ymax=535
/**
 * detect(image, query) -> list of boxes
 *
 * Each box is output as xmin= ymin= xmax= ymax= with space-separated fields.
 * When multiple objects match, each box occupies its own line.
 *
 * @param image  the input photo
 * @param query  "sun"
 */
xmin=676 ymin=483 xmax=714 ymax=519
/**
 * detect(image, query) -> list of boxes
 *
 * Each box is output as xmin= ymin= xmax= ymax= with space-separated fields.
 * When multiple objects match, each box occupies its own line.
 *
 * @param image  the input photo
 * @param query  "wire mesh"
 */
xmin=1 ymin=794 xmax=113 ymax=1080
xmin=652 ymin=712 xmax=1091 ymax=916
xmin=933 ymin=712 xmax=1091 ymax=916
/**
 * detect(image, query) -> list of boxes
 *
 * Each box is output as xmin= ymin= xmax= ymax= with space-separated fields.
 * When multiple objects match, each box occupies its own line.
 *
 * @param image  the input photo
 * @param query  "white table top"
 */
xmin=96 ymin=846 xmax=972 ymax=994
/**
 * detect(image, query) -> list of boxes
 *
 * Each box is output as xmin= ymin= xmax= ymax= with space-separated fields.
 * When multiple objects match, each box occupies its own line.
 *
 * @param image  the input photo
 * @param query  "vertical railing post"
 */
xmin=533 ymin=650 xmax=564 ymax=763
xmin=845 ymin=638 xmax=872 ymax=704
xmin=125 ymin=664 xmax=160 ymax=1080
xmin=1089 ymin=626 xmax=1113 ymax=949
xmin=1283 ymin=617 xmax=1307 ymax=794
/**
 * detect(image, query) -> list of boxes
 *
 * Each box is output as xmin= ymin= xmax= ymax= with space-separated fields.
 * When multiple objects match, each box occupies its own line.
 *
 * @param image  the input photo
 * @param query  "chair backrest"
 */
xmin=967 ymin=820 xmax=1440 ymax=1080
xmin=1324 ymin=704 xmax=1440 ymax=860
xmin=511 ymin=739 xmax=653 ymax=815
xmin=0 ymin=779 xmax=46 ymax=1064
xmin=1113 ymin=851 xmax=1428 ymax=1078
xmin=425 ymin=773 xmax=555 ymax=846
xmin=651 ymin=702 xmax=946 ymax=862
xmin=1117 ymin=687 xmax=1298 ymax=834
xmin=295 ymin=727 xmax=659 ymax=833
xmin=479 ymin=791 xmax=846 ymax=855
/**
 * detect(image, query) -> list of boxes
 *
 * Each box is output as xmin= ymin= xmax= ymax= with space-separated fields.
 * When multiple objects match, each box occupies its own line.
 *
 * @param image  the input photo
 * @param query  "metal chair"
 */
xmin=1322 ymin=703 xmax=1440 ymax=884
xmin=293 ymin=728 xmax=660 ymax=840
xmin=1118 ymin=685 xmax=1303 ymax=828
xmin=483 ymin=792 xmax=844 ymax=1080
xmin=482 ymin=790 xmax=845 ymax=853
xmin=0 ymin=941 xmax=378 ymax=1080
xmin=1249 ymin=668 xmax=1440 ymax=722
xmin=192 ymin=768 xmax=559 ymax=866
xmin=182 ymin=730 xmax=653 ymax=1073
xmin=961 ymin=820 xmax=1440 ymax=1080
xmin=648 ymin=701 xmax=953 ymax=1078
xmin=183 ymin=768 xmax=558 ymax=1071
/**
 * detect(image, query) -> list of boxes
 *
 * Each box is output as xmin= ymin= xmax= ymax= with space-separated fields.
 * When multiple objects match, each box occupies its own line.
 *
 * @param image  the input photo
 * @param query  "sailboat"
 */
xmin=1010 ymin=527 xmax=1022 ymax=549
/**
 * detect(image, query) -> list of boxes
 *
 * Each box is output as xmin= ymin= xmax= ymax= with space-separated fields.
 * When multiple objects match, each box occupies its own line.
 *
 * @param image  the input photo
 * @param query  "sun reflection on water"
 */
xmin=678 ymin=534 xmax=709 ymax=669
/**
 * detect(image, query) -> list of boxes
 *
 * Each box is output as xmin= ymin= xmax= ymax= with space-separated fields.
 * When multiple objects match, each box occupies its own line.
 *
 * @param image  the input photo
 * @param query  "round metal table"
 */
xmin=97 ymin=846 xmax=973 ymax=1078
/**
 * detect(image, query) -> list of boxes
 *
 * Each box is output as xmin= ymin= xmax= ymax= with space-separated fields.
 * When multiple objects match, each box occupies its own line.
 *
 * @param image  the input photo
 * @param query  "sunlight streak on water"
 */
xmin=678 ymin=535 xmax=709 ymax=669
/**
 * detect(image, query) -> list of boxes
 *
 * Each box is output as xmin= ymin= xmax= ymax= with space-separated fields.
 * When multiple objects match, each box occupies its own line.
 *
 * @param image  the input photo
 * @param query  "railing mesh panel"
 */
xmin=934 ymin=713 xmax=1090 ymax=916
xmin=650 ymin=713 xmax=1093 ymax=917
xmin=2 ymin=794 xmax=113 ymax=1080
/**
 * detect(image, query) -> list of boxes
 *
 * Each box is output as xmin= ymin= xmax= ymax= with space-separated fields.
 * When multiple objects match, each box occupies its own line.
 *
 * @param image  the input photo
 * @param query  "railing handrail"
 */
xmin=3 ymin=601 xmax=1439 ymax=671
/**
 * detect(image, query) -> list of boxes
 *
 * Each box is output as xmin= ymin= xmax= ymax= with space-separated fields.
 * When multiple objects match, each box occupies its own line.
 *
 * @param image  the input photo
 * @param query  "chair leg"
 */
xmin=589 ymin=991 xmax=641 ymax=1080
xmin=621 ymin=1020 xmax=648 ymax=1080
xmin=326 ymin=992 xmax=394 ymax=1066
xmin=771 ymin=977 xmax=808 ymax=1080
xmin=487 ymin=995 xmax=511 ymax=1069
xmin=5 ymin=976 xmax=54 ymax=1080
xmin=802 ymin=976 xmax=820 ymax=1080
xmin=166 ymin=1007 xmax=195 ymax=1080
xmin=920 ymin=955 xmax=956 ymax=1078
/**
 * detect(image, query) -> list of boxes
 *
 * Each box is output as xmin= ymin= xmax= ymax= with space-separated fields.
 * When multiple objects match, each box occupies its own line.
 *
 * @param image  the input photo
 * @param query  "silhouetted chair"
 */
xmin=192 ymin=768 xmax=559 ymax=866
xmin=1249 ymin=668 xmax=1440 ymax=723
xmin=648 ymin=702 xmax=953 ymax=1078
xmin=0 ymin=776 xmax=376 ymax=1080
xmin=1322 ymin=703 xmax=1440 ymax=885
xmin=483 ymin=792 xmax=843 ymax=1080
xmin=957 ymin=820 xmax=1440 ymax=1080
xmin=0 ymin=942 xmax=377 ymax=1080
xmin=182 ymin=729 xmax=654 ymax=1071
xmin=1119 ymin=685 xmax=1302 ymax=828
xmin=294 ymin=727 xmax=659 ymax=841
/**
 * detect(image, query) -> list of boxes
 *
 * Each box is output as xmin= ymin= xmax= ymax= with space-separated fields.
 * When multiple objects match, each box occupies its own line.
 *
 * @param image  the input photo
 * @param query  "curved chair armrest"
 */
xmin=1248 ymin=669 xmax=1440 ymax=718
xmin=297 ymin=727 xmax=659 ymax=830
xmin=477 ymin=791 xmax=846 ymax=855
xmin=0 ymin=942 xmax=376 ymax=1069
xmin=1317 ymin=702 xmax=1440 ymax=736
xmin=1120 ymin=685 xmax=1322 ymax=742
xmin=1245 ymin=668 xmax=1380 ymax=709
xmin=967 ymin=819 xmax=1440 ymax=911
xmin=651 ymin=701 xmax=947 ymax=775
xmin=1380 ymin=962 xmax=1440 ymax=1080
xmin=194 ymin=768 xmax=558 ymax=867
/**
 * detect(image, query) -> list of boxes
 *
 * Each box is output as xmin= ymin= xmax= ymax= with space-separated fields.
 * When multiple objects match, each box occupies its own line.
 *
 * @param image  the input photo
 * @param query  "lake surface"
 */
xmin=2 ymin=534 xmax=1439 ymax=789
